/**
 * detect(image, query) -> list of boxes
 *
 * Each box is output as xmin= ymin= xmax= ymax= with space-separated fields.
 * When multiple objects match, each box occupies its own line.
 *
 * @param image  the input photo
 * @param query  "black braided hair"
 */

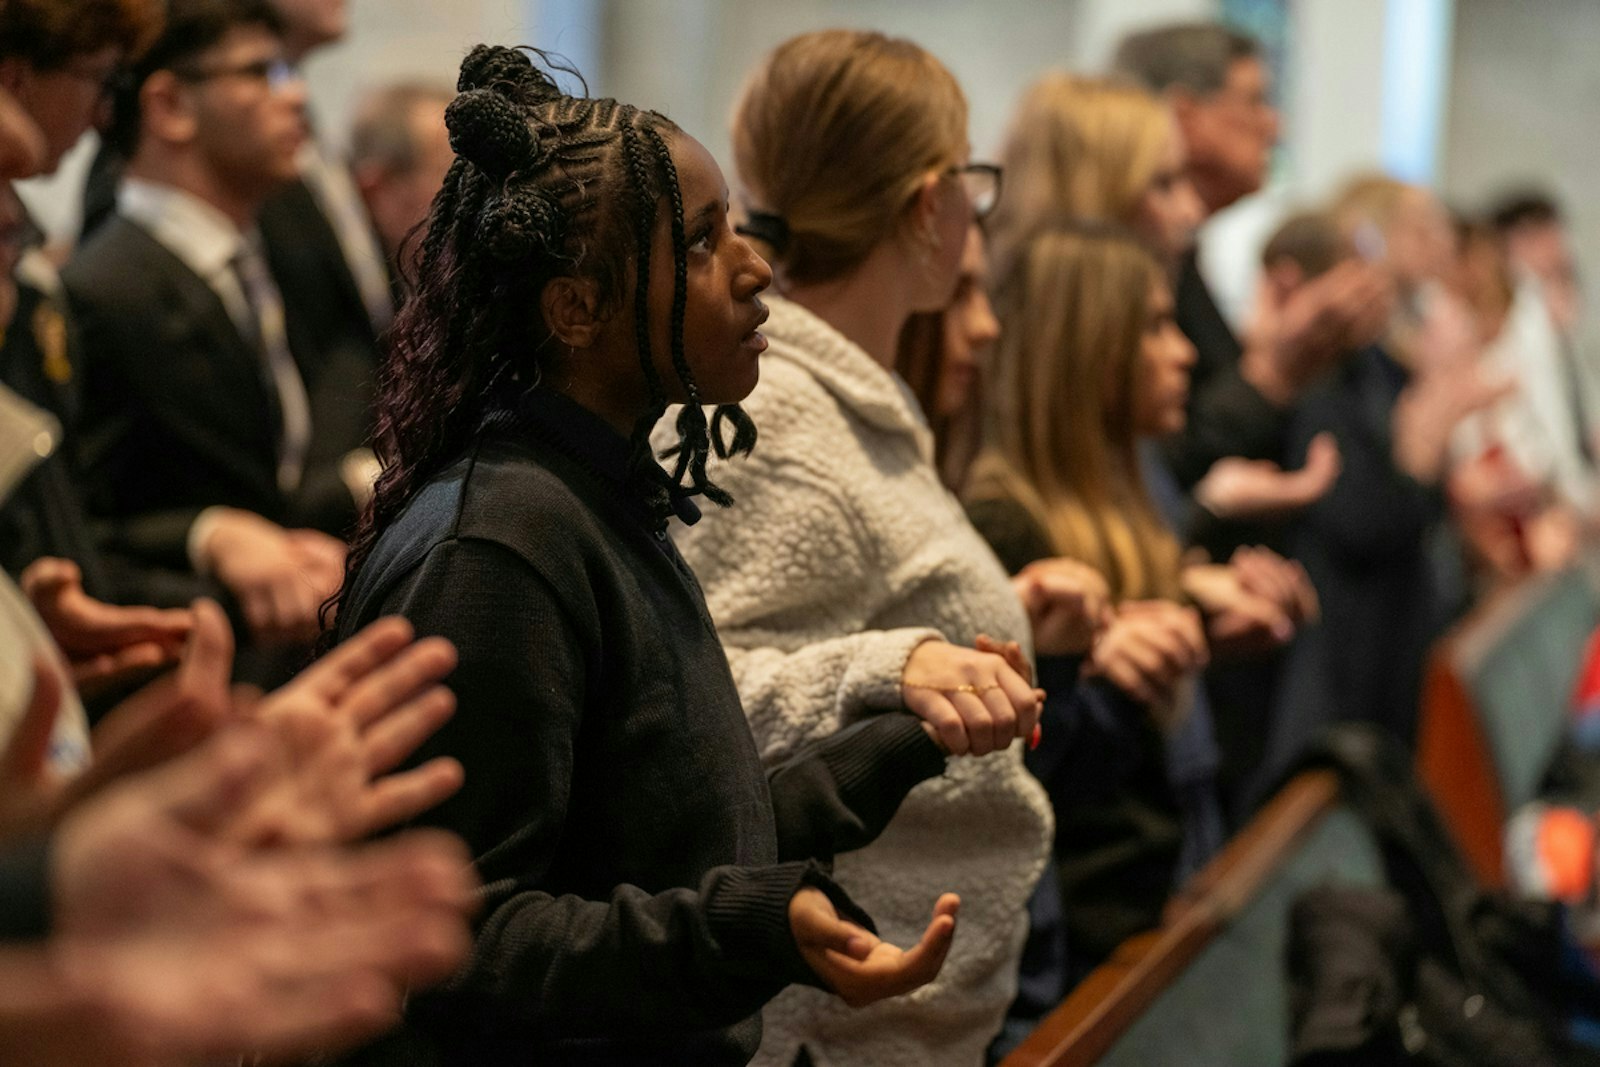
xmin=618 ymin=119 xmax=669 ymax=468
xmin=326 ymin=44 xmax=753 ymax=636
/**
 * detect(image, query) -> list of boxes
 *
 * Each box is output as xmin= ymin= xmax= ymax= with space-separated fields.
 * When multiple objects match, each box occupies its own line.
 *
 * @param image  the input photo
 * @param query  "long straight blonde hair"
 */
xmin=966 ymin=222 xmax=1183 ymax=602
xmin=988 ymin=72 xmax=1172 ymax=278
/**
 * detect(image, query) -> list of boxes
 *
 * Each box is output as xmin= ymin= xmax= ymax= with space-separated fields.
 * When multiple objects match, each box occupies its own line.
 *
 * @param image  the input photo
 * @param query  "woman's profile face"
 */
xmin=933 ymin=224 xmax=999 ymax=419
xmin=643 ymin=132 xmax=774 ymax=407
xmin=1132 ymin=278 xmax=1197 ymax=437
xmin=1130 ymin=116 xmax=1205 ymax=267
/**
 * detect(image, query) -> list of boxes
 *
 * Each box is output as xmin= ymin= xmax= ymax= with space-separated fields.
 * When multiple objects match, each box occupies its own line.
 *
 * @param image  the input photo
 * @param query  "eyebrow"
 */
xmin=685 ymin=200 xmax=719 ymax=231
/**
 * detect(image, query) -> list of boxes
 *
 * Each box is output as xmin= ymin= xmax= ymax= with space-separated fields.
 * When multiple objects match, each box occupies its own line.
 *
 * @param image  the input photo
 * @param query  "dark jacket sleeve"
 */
xmin=380 ymin=537 xmax=850 ymax=1037
xmin=1027 ymin=671 xmax=1150 ymax=808
xmin=766 ymin=713 xmax=946 ymax=863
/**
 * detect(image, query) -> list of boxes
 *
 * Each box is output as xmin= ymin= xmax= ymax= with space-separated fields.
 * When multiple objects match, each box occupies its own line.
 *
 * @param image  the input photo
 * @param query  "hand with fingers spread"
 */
xmin=20 ymin=558 xmax=194 ymax=698
xmin=1193 ymin=433 xmax=1343 ymax=522
xmin=1011 ymin=558 xmax=1112 ymax=657
xmin=790 ymin=888 xmax=959 ymax=1008
xmin=899 ymin=641 xmax=1043 ymax=757
xmin=195 ymin=508 xmax=344 ymax=646
xmin=1086 ymin=601 xmax=1207 ymax=719
xmin=230 ymin=614 xmax=464 ymax=845
xmin=16 ymin=725 xmax=478 ymax=1067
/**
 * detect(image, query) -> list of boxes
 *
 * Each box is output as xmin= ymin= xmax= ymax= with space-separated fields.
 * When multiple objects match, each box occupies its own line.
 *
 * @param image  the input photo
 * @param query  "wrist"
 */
xmin=186 ymin=506 xmax=242 ymax=575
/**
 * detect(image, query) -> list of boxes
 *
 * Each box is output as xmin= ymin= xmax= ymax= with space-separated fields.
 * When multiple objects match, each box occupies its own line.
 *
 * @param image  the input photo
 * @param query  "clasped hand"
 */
xmin=899 ymin=640 xmax=1044 ymax=756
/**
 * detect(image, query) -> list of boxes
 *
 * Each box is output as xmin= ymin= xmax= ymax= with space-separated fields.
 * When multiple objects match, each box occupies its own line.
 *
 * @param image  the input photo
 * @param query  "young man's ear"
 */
xmin=139 ymin=70 xmax=199 ymax=148
xmin=541 ymin=276 xmax=604 ymax=349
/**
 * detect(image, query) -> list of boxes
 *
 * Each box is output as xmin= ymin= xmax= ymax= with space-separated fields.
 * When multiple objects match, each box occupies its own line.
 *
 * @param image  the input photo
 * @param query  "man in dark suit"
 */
xmin=63 ymin=0 xmax=356 ymax=648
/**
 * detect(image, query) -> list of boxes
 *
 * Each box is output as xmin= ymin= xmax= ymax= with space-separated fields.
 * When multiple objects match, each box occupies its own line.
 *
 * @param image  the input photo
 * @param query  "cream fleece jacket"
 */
xmin=664 ymin=297 xmax=1053 ymax=1067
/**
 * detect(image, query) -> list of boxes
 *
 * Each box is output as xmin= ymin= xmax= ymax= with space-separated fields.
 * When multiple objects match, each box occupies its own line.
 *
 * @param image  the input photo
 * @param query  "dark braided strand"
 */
xmin=619 ymin=115 xmax=669 ymax=470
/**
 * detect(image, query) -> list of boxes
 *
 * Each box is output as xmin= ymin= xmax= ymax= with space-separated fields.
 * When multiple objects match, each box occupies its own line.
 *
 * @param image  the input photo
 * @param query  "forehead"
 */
xmin=1222 ymin=55 xmax=1267 ymax=94
xmin=201 ymin=23 xmax=282 ymax=61
xmin=667 ymin=132 xmax=727 ymax=205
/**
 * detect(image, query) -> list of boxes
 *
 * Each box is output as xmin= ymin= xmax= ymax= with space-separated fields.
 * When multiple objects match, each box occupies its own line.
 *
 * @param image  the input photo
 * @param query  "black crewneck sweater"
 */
xmin=337 ymin=391 xmax=944 ymax=1065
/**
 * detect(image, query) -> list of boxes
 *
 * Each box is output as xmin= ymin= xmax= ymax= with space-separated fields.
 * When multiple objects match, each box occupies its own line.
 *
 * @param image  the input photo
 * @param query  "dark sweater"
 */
xmin=336 ymin=392 xmax=944 ymax=1065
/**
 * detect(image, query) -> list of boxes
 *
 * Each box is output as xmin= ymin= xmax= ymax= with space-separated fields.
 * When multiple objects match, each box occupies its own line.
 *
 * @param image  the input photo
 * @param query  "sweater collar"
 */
xmin=505 ymin=389 xmax=702 ymax=530
xmin=761 ymin=296 xmax=935 ymax=462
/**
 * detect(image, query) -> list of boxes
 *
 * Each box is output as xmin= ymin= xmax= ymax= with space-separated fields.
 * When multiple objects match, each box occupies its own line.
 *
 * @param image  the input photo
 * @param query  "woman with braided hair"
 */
xmin=331 ymin=44 xmax=966 ymax=1066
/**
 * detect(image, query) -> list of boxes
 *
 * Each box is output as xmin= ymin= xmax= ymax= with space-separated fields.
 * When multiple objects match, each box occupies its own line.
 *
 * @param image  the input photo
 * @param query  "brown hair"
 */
xmin=966 ymin=221 xmax=1182 ymax=601
xmin=730 ymin=28 xmax=967 ymax=285
xmin=0 ymin=0 xmax=163 ymax=67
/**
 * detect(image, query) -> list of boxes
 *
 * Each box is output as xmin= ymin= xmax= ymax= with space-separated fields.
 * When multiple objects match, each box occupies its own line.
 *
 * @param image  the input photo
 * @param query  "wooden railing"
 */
xmin=1000 ymin=770 xmax=1341 ymax=1067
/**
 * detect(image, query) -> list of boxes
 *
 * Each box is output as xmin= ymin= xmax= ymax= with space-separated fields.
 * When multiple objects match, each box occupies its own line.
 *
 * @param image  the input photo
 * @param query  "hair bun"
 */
xmin=458 ymin=44 xmax=531 ymax=93
xmin=446 ymin=88 xmax=536 ymax=181
xmin=458 ymin=44 xmax=563 ymax=103
xmin=477 ymin=189 xmax=565 ymax=265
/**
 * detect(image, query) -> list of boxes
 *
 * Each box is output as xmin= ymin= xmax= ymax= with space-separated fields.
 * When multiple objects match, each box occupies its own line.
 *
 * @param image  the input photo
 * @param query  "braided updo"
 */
xmin=333 ymin=45 xmax=757 ymax=628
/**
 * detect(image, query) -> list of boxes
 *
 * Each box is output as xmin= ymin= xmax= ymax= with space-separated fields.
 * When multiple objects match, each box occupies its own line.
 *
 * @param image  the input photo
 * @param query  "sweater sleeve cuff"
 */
xmin=0 ymin=837 xmax=54 ymax=941
xmin=815 ymin=712 xmax=946 ymax=816
xmin=842 ymin=627 xmax=943 ymax=718
xmin=703 ymin=861 xmax=877 ymax=992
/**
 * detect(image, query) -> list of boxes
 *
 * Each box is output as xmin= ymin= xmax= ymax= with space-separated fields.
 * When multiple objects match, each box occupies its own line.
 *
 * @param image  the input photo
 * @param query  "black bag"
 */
xmin=1283 ymin=724 xmax=1600 ymax=1067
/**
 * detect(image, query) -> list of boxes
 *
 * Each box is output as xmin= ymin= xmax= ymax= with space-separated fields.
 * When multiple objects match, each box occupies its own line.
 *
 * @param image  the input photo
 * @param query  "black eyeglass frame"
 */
xmin=947 ymin=161 xmax=1003 ymax=219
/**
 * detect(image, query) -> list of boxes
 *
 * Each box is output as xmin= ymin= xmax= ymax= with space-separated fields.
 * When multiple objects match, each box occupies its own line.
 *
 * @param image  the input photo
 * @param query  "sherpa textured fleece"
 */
xmin=666 ymin=296 xmax=1054 ymax=1067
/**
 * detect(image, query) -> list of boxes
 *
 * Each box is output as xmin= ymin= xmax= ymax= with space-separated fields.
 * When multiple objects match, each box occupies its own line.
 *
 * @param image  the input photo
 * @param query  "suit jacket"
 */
xmin=83 ymin=142 xmax=384 ymax=385
xmin=61 ymin=215 xmax=369 ymax=570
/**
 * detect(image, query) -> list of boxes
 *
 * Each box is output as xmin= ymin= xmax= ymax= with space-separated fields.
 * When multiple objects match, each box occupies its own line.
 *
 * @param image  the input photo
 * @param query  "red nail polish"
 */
xmin=1029 ymin=724 xmax=1042 ymax=751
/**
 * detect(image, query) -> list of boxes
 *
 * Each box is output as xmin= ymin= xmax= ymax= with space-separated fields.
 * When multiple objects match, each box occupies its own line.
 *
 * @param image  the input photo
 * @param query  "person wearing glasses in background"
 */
xmin=666 ymin=29 xmax=1117 ymax=1067
xmin=61 ymin=0 xmax=359 ymax=679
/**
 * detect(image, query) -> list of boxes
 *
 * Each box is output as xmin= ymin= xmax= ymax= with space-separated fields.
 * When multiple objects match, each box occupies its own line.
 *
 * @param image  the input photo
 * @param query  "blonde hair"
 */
xmin=730 ymin=29 xmax=967 ymax=285
xmin=989 ymin=73 xmax=1171 ymax=277
xmin=966 ymin=222 xmax=1183 ymax=601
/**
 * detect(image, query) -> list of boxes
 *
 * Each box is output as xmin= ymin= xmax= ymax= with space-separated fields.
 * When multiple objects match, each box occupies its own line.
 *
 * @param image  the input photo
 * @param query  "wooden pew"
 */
xmin=1002 ymin=769 xmax=1383 ymax=1067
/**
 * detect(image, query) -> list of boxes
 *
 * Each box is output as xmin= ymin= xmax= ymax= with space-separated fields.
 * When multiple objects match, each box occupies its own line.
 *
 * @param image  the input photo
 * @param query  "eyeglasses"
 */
xmin=174 ymin=56 xmax=301 ymax=93
xmin=948 ymin=162 xmax=1003 ymax=219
